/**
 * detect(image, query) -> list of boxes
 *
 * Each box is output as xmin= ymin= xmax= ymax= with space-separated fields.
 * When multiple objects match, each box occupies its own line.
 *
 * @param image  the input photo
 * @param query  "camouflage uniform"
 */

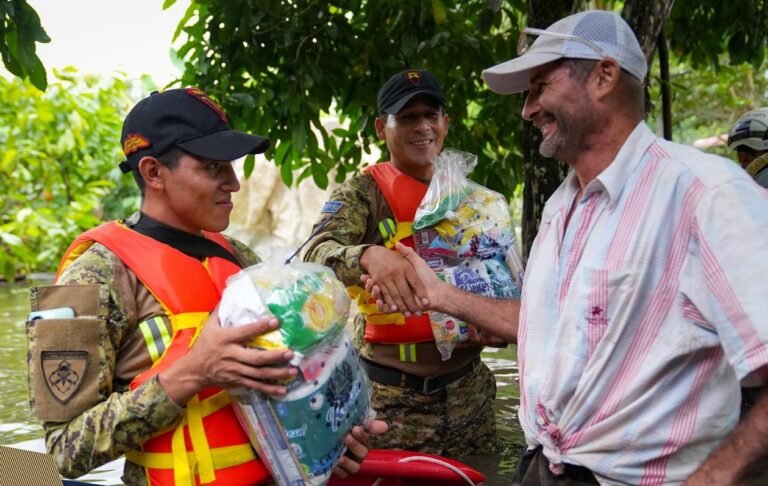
xmin=26 ymin=218 xmax=260 ymax=485
xmin=302 ymin=170 xmax=497 ymax=456
xmin=746 ymin=152 xmax=768 ymax=188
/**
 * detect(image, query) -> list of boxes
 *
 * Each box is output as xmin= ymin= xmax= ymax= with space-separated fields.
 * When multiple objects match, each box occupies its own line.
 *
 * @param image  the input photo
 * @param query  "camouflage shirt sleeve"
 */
xmin=225 ymin=236 xmax=262 ymax=267
xmin=43 ymin=244 xmax=184 ymax=478
xmin=301 ymin=173 xmax=378 ymax=286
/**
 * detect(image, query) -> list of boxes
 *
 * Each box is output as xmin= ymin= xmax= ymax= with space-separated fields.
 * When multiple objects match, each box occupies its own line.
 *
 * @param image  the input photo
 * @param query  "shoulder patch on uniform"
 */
xmin=41 ymin=351 xmax=88 ymax=404
xmin=321 ymin=201 xmax=344 ymax=215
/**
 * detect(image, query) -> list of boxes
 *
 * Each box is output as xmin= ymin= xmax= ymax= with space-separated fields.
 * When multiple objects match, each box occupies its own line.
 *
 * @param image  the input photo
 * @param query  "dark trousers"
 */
xmin=512 ymin=446 xmax=599 ymax=486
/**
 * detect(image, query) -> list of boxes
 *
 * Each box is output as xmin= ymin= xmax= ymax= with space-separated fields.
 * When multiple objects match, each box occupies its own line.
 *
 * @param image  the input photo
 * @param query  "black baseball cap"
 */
xmin=119 ymin=88 xmax=270 ymax=173
xmin=377 ymin=68 xmax=446 ymax=115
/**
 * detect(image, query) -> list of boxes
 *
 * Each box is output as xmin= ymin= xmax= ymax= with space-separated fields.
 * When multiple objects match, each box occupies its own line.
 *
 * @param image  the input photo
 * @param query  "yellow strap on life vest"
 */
xmin=56 ymin=241 xmax=91 ymax=280
xmin=391 ymin=222 xmax=414 ymax=247
xmin=399 ymin=343 xmax=417 ymax=362
xmin=366 ymin=313 xmax=407 ymax=325
xmin=378 ymin=219 xmax=415 ymax=250
xmin=198 ymin=390 xmax=232 ymax=417
xmin=126 ymin=444 xmax=256 ymax=474
xmin=137 ymin=312 xmax=207 ymax=366
xmin=348 ymin=286 xmax=408 ymax=324
xmin=347 ymin=286 xmax=372 ymax=306
xmin=170 ymin=312 xmax=209 ymax=332
xmin=188 ymin=396 xmax=216 ymax=483
xmin=172 ymin=420 xmax=192 ymax=485
xmin=127 ymin=390 xmax=233 ymax=484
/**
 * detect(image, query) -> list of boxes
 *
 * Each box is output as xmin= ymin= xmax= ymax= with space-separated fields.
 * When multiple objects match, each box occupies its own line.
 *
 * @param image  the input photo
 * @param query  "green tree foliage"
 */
xmin=171 ymin=0 xmax=768 ymax=254
xmin=667 ymin=0 xmax=768 ymax=69
xmin=0 ymin=0 xmax=49 ymax=90
xmin=172 ymin=0 xmax=527 ymax=196
xmin=0 ymin=71 xmax=140 ymax=280
xmin=647 ymin=57 xmax=768 ymax=158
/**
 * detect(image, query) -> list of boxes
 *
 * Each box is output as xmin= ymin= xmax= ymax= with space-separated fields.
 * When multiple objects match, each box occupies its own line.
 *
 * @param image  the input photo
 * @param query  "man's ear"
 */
xmin=591 ymin=57 xmax=622 ymax=98
xmin=137 ymin=156 xmax=165 ymax=190
xmin=374 ymin=116 xmax=387 ymax=141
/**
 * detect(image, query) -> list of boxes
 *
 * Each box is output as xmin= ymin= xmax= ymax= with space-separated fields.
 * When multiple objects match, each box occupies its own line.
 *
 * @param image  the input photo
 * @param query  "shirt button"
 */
xmin=536 ymin=417 xmax=546 ymax=426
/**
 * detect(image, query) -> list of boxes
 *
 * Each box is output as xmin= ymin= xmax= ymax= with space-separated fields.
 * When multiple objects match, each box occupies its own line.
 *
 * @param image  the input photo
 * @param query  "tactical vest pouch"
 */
xmin=27 ymin=284 xmax=107 ymax=422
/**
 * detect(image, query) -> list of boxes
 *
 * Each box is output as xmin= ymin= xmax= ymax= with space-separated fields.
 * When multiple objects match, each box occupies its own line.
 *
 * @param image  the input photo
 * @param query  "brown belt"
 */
xmin=359 ymin=356 xmax=480 ymax=395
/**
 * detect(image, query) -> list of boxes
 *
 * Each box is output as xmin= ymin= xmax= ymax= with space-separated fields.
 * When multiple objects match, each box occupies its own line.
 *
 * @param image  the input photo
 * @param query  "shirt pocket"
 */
xmin=582 ymin=267 xmax=640 ymax=360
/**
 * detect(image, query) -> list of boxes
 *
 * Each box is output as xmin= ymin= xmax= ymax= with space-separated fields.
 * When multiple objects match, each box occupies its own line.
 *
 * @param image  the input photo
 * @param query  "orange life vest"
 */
xmin=57 ymin=221 xmax=271 ymax=486
xmin=352 ymin=163 xmax=434 ymax=344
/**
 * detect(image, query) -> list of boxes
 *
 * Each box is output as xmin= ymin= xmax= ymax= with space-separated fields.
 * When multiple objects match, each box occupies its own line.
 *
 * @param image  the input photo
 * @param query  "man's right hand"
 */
xmin=159 ymin=313 xmax=297 ymax=405
xmin=359 ymin=245 xmax=429 ymax=316
xmin=362 ymin=242 xmax=448 ymax=315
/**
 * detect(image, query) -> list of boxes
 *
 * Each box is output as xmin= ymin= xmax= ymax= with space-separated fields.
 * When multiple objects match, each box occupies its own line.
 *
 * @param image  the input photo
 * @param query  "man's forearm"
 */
xmin=686 ymin=388 xmax=768 ymax=485
xmin=435 ymin=285 xmax=519 ymax=343
xmin=46 ymin=377 xmax=183 ymax=478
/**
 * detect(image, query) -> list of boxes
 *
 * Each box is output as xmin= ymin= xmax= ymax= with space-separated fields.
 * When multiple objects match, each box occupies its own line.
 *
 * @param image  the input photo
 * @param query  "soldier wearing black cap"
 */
xmin=303 ymin=69 xmax=498 ymax=456
xmin=26 ymin=88 xmax=383 ymax=485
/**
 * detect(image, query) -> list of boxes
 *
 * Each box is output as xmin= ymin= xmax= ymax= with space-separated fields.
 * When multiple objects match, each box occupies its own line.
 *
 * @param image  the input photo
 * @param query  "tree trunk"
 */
xmin=520 ymin=0 xmax=574 ymax=261
xmin=622 ymin=0 xmax=675 ymax=119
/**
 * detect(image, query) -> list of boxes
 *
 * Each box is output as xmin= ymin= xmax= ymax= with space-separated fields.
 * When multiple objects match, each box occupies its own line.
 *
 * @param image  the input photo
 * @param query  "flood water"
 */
xmin=0 ymin=283 xmax=524 ymax=484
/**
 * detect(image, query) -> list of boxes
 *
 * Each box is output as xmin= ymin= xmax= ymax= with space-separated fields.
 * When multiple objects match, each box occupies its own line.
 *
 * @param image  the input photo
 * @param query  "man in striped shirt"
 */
xmin=365 ymin=10 xmax=768 ymax=485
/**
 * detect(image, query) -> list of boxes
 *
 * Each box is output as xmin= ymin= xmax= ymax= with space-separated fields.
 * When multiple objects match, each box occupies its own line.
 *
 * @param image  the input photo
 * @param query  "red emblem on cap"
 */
xmin=404 ymin=71 xmax=422 ymax=86
xmin=186 ymin=88 xmax=229 ymax=123
xmin=123 ymin=134 xmax=150 ymax=155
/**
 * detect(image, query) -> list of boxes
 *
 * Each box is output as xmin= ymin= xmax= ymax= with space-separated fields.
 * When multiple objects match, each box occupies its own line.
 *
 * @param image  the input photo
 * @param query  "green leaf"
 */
xmin=229 ymin=92 xmax=256 ymax=109
xmin=280 ymin=157 xmax=294 ymax=186
xmin=431 ymin=0 xmax=447 ymax=24
xmin=173 ymin=2 xmax=199 ymax=42
xmin=243 ymin=153 xmax=255 ymax=178
xmin=163 ymin=0 xmax=178 ymax=9
xmin=291 ymin=125 xmax=307 ymax=155
xmin=311 ymin=162 xmax=329 ymax=189
xmin=0 ymin=230 xmax=23 ymax=247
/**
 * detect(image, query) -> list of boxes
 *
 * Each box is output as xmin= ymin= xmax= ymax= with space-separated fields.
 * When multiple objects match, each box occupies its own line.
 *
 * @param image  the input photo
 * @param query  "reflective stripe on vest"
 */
xmin=378 ymin=218 xmax=397 ymax=248
xmin=58 ymin=222 xmax=270 ymax=485
xmin=138 ymin=317 xmax=171 ymax=363
xmin=399 ymin=343 xmax=417 ymax=363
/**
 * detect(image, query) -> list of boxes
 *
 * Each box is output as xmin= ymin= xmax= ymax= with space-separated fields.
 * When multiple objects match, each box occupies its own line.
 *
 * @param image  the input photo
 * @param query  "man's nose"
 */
xmin=522 ymin=92 xmax=538 ymax=122
xmin=223 ymin=165 xmax=241 ymax=192
xmin=415 ymin=114 xmax=432 ymax=131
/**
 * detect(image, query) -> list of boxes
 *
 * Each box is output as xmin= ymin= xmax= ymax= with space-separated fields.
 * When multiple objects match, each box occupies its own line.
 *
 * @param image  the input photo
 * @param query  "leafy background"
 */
xmin=0 ymin=0 xmax=767 ymax=279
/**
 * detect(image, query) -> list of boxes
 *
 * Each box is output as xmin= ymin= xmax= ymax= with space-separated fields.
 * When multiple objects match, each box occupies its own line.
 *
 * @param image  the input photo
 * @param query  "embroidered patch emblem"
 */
xmin=321 ymin=201 xmax=344 ymax=214
xmin=186 ymin=88 xmax=229 ymax=123
xmin=41 ymin=351 xmax=88 ymax=404
xmin=123 ymin=133 xmax=150 ymax=155
xmin=404 ymin=70 xmax=422 ymax=86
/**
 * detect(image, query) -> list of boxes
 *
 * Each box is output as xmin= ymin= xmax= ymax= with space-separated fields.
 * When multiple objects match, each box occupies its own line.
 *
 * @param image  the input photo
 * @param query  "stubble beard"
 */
xmin=537 ymin=106 xmax=596 ymax=162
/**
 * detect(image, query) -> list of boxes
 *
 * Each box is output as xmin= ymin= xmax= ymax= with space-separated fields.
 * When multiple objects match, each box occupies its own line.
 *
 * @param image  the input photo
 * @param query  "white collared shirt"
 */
xmin=519 ymin=122 xmax=768 ymax=485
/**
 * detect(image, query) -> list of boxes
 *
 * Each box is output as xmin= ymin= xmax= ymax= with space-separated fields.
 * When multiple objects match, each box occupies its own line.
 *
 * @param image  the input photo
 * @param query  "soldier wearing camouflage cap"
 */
xmin=26 ymin=88 xmax=384 ymax=485
xmin=727 ymin=108 xmax=768 ymax=188
xmin=302 ymin=69 xmax=499 ymax=456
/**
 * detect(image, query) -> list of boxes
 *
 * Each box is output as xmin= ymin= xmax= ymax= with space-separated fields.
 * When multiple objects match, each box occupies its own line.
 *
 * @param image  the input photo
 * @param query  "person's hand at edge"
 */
xmin=159 ymin=313 xmax=297 ymax=405
xmin=331 ymin=420 xmax=389 ymax=478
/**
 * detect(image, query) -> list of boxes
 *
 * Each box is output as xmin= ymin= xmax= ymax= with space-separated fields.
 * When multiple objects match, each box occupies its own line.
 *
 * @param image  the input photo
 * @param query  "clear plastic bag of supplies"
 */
xmin=413 ymin=148 xmax=524 ymax=360
xmin=218 ymin=259 xmax=374 ymax=486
